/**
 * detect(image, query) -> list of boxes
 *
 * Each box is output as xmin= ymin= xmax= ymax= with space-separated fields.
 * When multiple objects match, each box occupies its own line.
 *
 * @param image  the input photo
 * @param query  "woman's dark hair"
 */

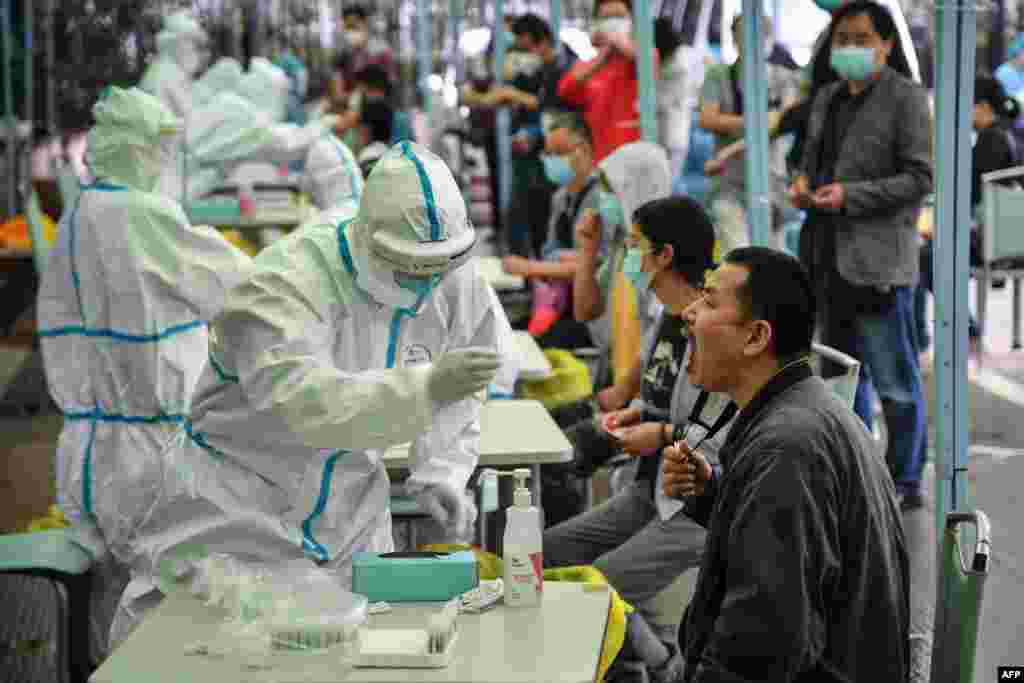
xmin=724 ymin=247 xmax=816 ymax=361
xmin=633 ymin=196 xmax=716 ymax=287
xmin=361 ymin=99 xmax=394 ymax=144
xmin=976 ymin=75 xmax=1022 ymax=121
xmin=654 ymin=18 xmax=683 ymax=60
xmin=809 ymin=0 xmax=913 ymax=93
xmin=342 ymin=5 xmax=369 ymax=21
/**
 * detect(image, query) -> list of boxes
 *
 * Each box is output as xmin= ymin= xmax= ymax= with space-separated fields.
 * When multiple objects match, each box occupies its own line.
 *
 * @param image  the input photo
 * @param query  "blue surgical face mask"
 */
xmin=623 ymin=248 xmax=653 ymax=291
xmin=830 ymin=46 xmax=878 ymax=82
xmin=395 ymin=272 xmax=440 ymax=299
xmin=541 ymin=153 xmax=575 ymax=186
xmin=598 ymin=191 xmax=624 ymax=227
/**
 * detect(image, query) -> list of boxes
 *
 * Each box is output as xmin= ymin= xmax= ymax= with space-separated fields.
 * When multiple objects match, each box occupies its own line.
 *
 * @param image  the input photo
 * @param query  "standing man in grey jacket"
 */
xmin=788 ymin=0 xmax=933 ymax=510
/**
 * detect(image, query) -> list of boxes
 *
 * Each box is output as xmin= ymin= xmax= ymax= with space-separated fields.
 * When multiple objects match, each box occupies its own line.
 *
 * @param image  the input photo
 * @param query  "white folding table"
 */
xmin=89 ymin=583 xmax=610 ymax=683
xmin=476 ymin=256 xmax=525 ymax=292
xmin=383 ymin=400 xmax=571 ymax=548
xmin=512 ymin=330 xmax=551 ymax=382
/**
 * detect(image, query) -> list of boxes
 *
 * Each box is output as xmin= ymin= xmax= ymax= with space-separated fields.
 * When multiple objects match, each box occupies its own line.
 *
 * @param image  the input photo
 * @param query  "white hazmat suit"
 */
xmin=37 ymin=87 xmax=252 ymax=661
xmin=191 ymin=57 xmax=245 ymax=110
xmin=173 ymin=61 xmax=341 ymax=200
xmin=301 ymin=132 xmax=364 ymax=217
xmin=113 ymin=142 xmax=508 ymax=646
xmin=139 ymin=11 xmax=208 ymax=201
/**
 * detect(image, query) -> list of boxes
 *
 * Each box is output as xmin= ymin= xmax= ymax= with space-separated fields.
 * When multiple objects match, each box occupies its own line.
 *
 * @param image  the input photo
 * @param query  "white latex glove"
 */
xmin=416 ymin=482 xmax=478 ymax=540
xmin=427 ymin=348 xmax=501 ymax=404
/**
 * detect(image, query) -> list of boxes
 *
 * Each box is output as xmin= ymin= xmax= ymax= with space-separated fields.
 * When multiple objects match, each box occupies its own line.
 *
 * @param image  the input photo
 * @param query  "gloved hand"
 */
xmin=427 ymin=348 xmax=501 ymax=404
xmin=415 ymin=482 xmax=478 ymax=540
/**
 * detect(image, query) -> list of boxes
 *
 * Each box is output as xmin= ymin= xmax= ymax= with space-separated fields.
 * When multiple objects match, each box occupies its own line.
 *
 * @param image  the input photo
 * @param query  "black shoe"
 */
xmin=899 ymin=492 xmax=926 ymax=512
xmin=993 ymin=277 xmax=1007 ymax=289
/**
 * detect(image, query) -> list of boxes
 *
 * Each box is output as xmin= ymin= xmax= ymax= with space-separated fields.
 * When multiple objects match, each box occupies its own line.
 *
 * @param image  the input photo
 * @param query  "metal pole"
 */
xmin=451 ymin=0 xmax=465 ymax=90
xmin=416 ymin=0 xmax=432 ymax=143
xmin=3 ymin=0 xmax=16 ymax=218
xmin=740 ymin=0 xmax=771 ymax=246
xmin=634 ymin=0 xmax=657 ymax=142
xmin=24 ymin=0 xmax=32 ymax=209
xmin=46 ymin=0 xmax=53 ymax=136
xmin=933 ymin=0 xmax=976 ymax=539
xmin=495 ymin=0 xmax=510 ymax=216
xmin=550 ymin=0 xmax=561 ymax=50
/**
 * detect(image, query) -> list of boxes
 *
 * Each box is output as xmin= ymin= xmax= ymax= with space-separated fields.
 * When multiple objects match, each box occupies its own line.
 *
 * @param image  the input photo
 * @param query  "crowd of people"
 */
xmin=29 ymin=0 xmax=1017 ymax=681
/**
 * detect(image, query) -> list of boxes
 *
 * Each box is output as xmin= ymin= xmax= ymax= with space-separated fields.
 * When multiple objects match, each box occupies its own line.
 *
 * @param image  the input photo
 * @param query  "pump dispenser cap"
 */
xmin=496 ymin=468 xmax=532 ymax=508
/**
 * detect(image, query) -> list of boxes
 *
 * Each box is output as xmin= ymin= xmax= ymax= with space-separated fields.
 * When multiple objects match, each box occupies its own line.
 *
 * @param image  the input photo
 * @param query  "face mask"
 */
xmin=598 ymin=191 xmax=624 ymax=227
xmin=346 ymin=30 xmax=369 ymax=49
xmin=830 ymin=46 xmax=878 ymax=81
xmin=179 ymin=43 xmax=205 ymax=76
xmin=541 ymin=154 xmax=575 ymax=186
xmin=395 ymin=272 xmax=440 ymax=299
xmin=595 ymin=17 xmax=632 ymax=37
xmin=623 ymin=248 xmax=653 ymax=291
xmin=813 ymin=0 xmax=844 ymax=11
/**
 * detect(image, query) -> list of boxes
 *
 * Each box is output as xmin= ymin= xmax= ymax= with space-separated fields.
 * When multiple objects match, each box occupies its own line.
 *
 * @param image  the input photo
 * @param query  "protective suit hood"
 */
xmin=348 ymin=142 xmax=475 ymax=311
xmin=237 ymin=57 xmax=290 ymax=123
xmin=598 ymin=141 xmax=672 ymax=227
xmin=302 ymin=133 xmax=364 ymax=212
xmin=192 ymin=57 xmax=244 ymax=108
xmin=86 ymin=87 xmax=181 ymax=192
xmin=156 ymin=11 xmax=208 ymax=75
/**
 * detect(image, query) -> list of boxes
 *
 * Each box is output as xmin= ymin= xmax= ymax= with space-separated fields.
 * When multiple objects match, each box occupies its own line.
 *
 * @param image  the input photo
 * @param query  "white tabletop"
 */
xmin=90 ymin=582 xmax=609 ymax=683
xmin=383 ymin=400 xmax=571 ymax=469
xmin=513 ymin=330 xmax=552 ymax=382
xmin=476 ymin=256 xmax=525 ymax=292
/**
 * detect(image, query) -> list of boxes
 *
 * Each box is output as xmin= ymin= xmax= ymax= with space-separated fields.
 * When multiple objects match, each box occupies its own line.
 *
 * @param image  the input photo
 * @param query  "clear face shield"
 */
xmin=369 ymin=225 xmax=478 ymax=298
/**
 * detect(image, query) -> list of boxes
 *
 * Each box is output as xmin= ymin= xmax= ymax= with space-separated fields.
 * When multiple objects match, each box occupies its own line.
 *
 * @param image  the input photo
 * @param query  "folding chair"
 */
xmin=0 ymin=530 xmax=94 ymax=683
xmin=930 ymin=509 xmax=991 ymax=683
xmin=977 ymin=166 xmax=1024 ymax=350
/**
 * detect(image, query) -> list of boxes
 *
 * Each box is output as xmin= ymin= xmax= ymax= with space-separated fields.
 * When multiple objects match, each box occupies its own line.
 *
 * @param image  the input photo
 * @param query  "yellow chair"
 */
xmin=519 ymin=349 xmax=593 ymax=411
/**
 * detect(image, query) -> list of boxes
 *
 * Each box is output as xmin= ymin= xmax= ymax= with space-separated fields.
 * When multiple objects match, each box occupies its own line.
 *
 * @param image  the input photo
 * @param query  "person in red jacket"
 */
xmin=557 ymin=0 xmax=658 ymax=163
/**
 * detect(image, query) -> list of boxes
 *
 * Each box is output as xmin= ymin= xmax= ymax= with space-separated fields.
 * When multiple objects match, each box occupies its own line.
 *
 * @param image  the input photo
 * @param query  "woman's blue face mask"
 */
xmin=598 ymin=191 xmax=624 ymax=227
xmin=541 ymin=153 xmax=575 ymax=186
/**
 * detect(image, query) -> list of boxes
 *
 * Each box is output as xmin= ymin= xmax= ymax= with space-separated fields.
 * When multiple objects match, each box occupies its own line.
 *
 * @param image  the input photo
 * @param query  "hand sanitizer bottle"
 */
xmin=500 ymin=468 xmax=543 ymax=607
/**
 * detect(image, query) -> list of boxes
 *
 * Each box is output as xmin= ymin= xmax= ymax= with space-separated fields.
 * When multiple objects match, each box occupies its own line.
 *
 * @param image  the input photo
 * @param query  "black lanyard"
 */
xmin=679 ymin=391 xmax=738 ymax=450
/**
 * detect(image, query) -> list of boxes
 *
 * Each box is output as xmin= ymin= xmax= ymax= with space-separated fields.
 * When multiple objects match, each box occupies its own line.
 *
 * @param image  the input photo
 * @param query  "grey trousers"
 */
xmin=542 ymin=479 xmax=706 ymax=636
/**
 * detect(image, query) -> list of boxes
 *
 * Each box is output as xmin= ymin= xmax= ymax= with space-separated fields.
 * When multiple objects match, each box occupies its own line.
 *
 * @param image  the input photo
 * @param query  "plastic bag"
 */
xmin=175 ymin=555 xmax=368 ymax=677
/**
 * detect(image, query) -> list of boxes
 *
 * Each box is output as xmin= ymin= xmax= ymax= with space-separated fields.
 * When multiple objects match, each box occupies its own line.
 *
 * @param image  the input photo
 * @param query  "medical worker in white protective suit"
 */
xmin=111 ymin=142 xmax=510 ymax=645
xmin=37 ymin=87 xmax=252 ymax=663
xmin=300 ymin=133 xmax=520 ymax=399
xmin=301 ymin=131 xmax=364 ymax=220
xmin=169 ymin=58 xmax=342 ymax=201
xmin=138 ymin=11 xmax=208 ymax=119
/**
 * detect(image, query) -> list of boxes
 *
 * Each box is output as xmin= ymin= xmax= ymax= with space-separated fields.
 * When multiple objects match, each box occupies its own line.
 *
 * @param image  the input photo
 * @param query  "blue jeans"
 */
xmin=825 ymin=285 xmax=928 ymax=496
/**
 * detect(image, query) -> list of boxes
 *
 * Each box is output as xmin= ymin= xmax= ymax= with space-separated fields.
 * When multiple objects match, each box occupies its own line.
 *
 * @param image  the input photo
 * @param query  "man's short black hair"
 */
xmin=361 ymin=98 xmax=394 ymax=144
xmin=342 ymin=5 xmax=369 ymax=21
xmin=724 ymin=247 xmax=816 ymax=361
xmin=633 ymin=196 xmax=715 ymax=288
xmin=355 ymin=64 xmax=392 ymax=96
xmin=512 ymin=13 xmax=553 ymax=45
